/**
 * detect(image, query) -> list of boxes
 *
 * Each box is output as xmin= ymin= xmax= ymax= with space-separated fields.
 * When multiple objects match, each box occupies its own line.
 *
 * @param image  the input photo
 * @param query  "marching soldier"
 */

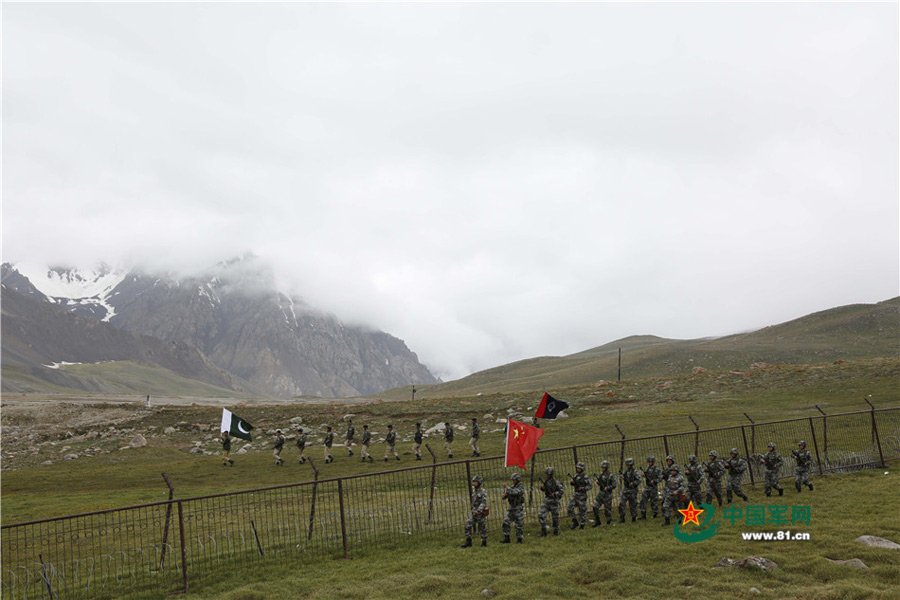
xmin=760 ymin=442 xmax=784 ymax=496
xmin=296 ymin=428 xmax=307 ymax=464
xmin=567 ymin=461 xmax=592 ymax=529
xmin=469 ymin=417 xmax=481 ymax=457
xmin=444 ymin=422 xmax=455 ymax=459
xmin=661 ymin=464 xmax=686 ymax=526
xmin=538 ymin=467 xmax=564 ymax=536
xmin=684 ymin=455 xmax=705 ymax=506
xmin=273 ymin=429 xmax=285 ymax=466
xmin=791 ymin=441 xmax=814 ymax=492
xmin=220 ymin=431 xmax=234 ymax=466
xmin=664 ymin=454 xmax=676 ymax=474
xmin=323 ymin=426 xmax=334 ymax=464
xmin=383 ymin=424 xmax=399 ymax=461
xmin=413 ymin=423 xmax=424 ymax=460
xmin=618 ymin=458 xmax=641 ymax=523
xmin=592 ymin=460 xmax=616 ymax=526
xmin=639 ymin=456 xmax=663 ymax=519
xmin=724 ymin=448 xmax=749 ymax=502
xmin=500 ymin=472 xmax=526 ymax=543
xmin=360 ymin=424 xmax=373 ymax=462
xmin=461 ymin=475 xmax=488 ymax=548
xmin=704 ymin=450 xmax=725 ymax=506
xmin=345 ymin=419 xmax=355 ymax=457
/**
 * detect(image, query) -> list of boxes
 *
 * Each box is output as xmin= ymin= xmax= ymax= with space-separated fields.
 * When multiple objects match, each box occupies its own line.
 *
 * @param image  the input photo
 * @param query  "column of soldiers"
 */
xmin=460 ymin=441 xmax=814 ymax=545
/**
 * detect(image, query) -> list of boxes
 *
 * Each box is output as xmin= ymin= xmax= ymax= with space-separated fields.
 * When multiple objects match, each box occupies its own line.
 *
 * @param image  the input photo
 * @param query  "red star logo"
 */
xmin=513 ymin=427 xmax=521 ymax=439
xmin=678 ymin=501 xmax=704 ymax=526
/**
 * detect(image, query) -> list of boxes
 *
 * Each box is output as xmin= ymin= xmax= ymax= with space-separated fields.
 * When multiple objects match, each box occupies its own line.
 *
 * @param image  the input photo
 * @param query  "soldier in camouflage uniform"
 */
xmin=760 ymin=442 xmax=784 ymax=496
xmin=296 ymin=428 xmax=307 ymax=464
xmin=461 ymin=475 xmax=488 ymax=547
xmin=724 ymin=448 xmax=748 ymax=502
xmin=345 ymin=420 xmax=355 ymax=457
xmin=273 ymin=430 xmax=285 ymax=466
xmin=323 ymin=426 xmax=334 ymax=464
xmin=413 ymin=423 xmax=424 ymax=460
xmin=664 ymin=455 xmax=676 ymax=475
xmin=469 ymin=417 xmax=481 ymax=457
xmin=618 ymin=458 xmax=641 ymax=523
xmin=538 ymin=467 xmax=564 ymax=536
xmin=444 ymin=422 xmax=455 ymax=459
xmin=661 ymin=464 xmax=686 ymax=526
xmin=383 ymin=424 xmax=399 ymax=461
xmin=360 ymin=424 xmax=373 ymax=462
xmin=500 ymin=472 xmax=526 ymax=543
xmin=684 ymin=455 xmax=705 ymax=506
xmin=639 ymin=456 xmax=663 ymax=520
xmin=566 ymin=461 xmax=592 ymax=529
xmin=791 ymin=441 xmax=814 ymax=492
xmin=592 ymin=460 xmax=616 ymax=526
xmin=704 ymin=450 xmax=725 ymax=506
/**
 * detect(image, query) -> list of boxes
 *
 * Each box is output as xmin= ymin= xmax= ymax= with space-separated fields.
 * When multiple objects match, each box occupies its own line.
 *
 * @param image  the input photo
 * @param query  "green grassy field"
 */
xmin=171 ymin=469 xmax=900 ymax=600
xmin=2 ymin=358 xmax=899 ymax=600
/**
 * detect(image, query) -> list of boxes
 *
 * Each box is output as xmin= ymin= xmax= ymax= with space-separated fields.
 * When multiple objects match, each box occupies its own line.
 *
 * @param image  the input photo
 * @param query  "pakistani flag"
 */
xmin=221 ymin=408 xmax=254 ymax=441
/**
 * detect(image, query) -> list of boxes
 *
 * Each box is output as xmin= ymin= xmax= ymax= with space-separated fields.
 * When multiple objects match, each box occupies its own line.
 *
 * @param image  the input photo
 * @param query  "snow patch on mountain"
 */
xmin=13 ymin=263 xmax=126 ymax=322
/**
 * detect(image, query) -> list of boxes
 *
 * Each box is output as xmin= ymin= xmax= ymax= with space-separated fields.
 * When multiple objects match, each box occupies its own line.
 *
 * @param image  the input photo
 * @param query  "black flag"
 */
xmin=534 ymin=393 xmax=568 ymax=419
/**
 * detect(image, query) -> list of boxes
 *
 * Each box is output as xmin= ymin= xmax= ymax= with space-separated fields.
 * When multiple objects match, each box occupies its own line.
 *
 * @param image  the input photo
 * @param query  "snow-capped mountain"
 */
xmin=11 ymin=263 xmax=126 ymax=322
xmin=1 ymin=257 xmax=438 ymax=397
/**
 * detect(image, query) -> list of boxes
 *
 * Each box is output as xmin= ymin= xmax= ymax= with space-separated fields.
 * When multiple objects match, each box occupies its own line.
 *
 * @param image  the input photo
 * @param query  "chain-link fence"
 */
xmin=3 ymin=407 xmax=897 ymax=599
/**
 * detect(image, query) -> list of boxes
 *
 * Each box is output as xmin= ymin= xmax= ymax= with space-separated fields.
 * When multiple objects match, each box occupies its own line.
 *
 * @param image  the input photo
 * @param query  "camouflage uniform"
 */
xmin=462 ymin=476 xmax=488 ymax=547
xmin=704 ymin=451 xmax=725 ymax=506
xmin=724 ymin=449 xmax=748 ymax=502
xmin=501 ymin=474 xmax=526 ymax=543
xmin=323 ymin=428 xmax=334 ymax=463
xmin=639 ymin=457 xmax=663 ymax=519
xmin=345 ymin=421 xmax=355 ymax=457
xmin=661 ymin=465 xmax=686 ymax=525
xmin=383 ymin=426 xmax=399 ymax=460
xmin=443 ymin=424 xmax=454 ymax=459
xmin=618 ymin=459 xmax=641 ymax=522
xmin=592 ymin=463 xmax=617 ymax=526
xmin=360 ymin=426 xmax=373 ymax=462
xmin=760 ymin=443 xmax=784 ymax=496
xmin=566 ymin=463 xmax=592 ymax=529
xmin=413 ymin=424 xmax=424 ymax=460
xmin=538 ymin=467 xmax=564 ymax=536
xmin=469 ymin=419 xmax=481 ymax=457
xmin=273 ymin=431 xmax=285 ymax=465
xmin=684 ymin=455 xmax=705 ymax=506
xmin=220 ymin=432 xmax=234 ymax=466
xmin=295 ymin=430 xmax=307 ymax=464
xmin=791 ymin=442 xmax=814 ymax=492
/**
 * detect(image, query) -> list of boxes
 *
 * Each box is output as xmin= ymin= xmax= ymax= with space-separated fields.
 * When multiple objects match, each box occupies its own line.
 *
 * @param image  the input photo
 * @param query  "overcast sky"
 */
xmin=3 ymin=3 xmax=898 ymax=381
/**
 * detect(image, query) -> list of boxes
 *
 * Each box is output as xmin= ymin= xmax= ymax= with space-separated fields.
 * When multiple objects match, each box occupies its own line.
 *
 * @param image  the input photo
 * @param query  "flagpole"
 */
xmin=504 ymin=419 xmax=510 ymax=467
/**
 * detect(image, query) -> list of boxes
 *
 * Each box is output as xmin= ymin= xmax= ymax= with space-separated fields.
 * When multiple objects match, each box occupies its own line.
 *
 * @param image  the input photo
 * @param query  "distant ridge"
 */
xmin=391 ymin=298 xmax=900 ymax=397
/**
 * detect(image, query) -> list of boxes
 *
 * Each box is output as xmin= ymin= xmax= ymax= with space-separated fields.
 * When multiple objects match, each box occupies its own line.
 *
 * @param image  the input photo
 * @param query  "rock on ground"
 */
xmin=855 ymin=535 xmax=900 ymax=550
xmin=826 ymin=558 xmax=869 ymax=570
xmin=714 ymin=556 xmax=779 ymax=571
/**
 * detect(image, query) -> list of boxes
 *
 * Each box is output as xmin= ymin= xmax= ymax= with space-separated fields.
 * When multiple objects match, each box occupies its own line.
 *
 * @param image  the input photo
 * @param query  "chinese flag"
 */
xmin=505 ymin=418 xmax=545 ymax=469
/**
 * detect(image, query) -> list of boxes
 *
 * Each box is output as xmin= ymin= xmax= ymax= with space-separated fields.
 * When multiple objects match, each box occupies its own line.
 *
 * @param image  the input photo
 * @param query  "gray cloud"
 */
xmin=3 ymin=3 xmax=898 ymax=380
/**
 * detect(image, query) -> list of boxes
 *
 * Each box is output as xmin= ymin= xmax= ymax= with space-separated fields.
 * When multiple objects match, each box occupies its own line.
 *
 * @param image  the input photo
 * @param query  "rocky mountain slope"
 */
xmin=1 ymin=257 xmax=437 ymax=397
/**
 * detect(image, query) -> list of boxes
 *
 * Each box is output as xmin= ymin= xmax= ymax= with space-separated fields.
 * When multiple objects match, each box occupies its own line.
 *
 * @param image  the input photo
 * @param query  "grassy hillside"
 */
xmin=393 ymin=298 xmax=899 ymax=398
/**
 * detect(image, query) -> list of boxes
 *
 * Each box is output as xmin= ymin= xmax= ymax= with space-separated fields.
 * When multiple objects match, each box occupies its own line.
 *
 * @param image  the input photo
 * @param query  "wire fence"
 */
xmin=3 ymin=406 xmax=898 ymax=599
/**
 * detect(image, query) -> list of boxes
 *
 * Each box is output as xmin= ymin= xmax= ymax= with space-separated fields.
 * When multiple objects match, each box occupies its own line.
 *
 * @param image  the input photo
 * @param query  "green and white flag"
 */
xmin=221 ymin=408 xmax=254 ymax=441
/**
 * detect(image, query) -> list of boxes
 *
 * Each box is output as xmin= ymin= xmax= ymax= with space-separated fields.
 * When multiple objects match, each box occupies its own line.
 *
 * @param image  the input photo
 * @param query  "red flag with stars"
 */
xmin=505 ymin=418 xmax=545 ymax=469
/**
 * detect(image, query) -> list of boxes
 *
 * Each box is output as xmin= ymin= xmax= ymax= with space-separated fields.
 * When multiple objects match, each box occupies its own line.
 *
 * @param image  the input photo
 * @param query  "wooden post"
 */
xmin=337 ymin=479 xmax=349 ymax=559
xmin=159 ymin=473 xmax=175 ymax=571
xmin=808 ymin=417 xmax=824 ymax=476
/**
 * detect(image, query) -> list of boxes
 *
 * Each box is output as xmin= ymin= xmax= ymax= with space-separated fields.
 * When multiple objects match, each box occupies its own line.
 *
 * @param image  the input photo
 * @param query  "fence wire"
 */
xmin=3 ymin=407 xmax=897 ymax=599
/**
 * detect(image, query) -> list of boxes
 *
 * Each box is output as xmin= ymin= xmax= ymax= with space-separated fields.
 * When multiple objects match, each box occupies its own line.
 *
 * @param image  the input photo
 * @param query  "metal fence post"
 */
xmin=740 ymin=425 xmax=755 ymax=485
xmin=689 ymin=416 xmax=700 ymax=457
xmin=337 ymin=479 xmax=349 ymax=559
xmin=815 ymin=405 xmax=828 ymax=467
xmin=177 ymin=500 xmax=188 ymax=594
xmin=159 ymin=473 xmax=175 ymax=571
xmin=425 ymin=444 xmax=437 ymax=525
xmin=663 ymin=434 xmax=670 ymax=458
xmin=865 ymin=398 xmax=886 ymax=467
xmin=572 ymin=446 xmax=579 ymax=464
xmin=808 ymin=417 xmax=824 ymax=476
xmin=615 ymin=425 xmax=626 ymax=473
xmin=528 ymin=454 xmax=537 ymax=507
xmin=307 ymin=459 xmax=319 ymax=540
xmin=465 ymin=460 xmax=472 ymax=506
